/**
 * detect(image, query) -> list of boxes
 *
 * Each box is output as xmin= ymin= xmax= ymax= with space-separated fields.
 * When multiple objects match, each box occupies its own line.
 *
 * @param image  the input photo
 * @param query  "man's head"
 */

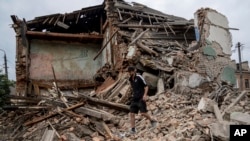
xmin=128 ymin=66 xmax=136 ymax=77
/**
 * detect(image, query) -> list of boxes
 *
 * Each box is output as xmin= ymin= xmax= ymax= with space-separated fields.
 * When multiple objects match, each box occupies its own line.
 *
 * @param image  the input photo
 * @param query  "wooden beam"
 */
xmin=3 ymin=105 xmax=50 ymax=110
xmin=117 ymin=8 xmax=123 ymax=21
xmin=213 ymin=104 xmax=223 ymax=122
xmin=117 ymin=23 xmax=190 ymax=29
xmin=162 ymin=24 xmax=169 ymax=36
xmin=77 ymin=92 xmax=130 ymax=112
xmin=26 ymin=31 xmax=103 ymax=41
xmin=148 ymin=14 xmax=152 ymax=25
xmin=54 ymin=15 xmax=61 ymax=26
xmin=222 ymin=91 xmax=247 ymax=116
xmin=137 ymin=41 xmax=159 ymax=56
xmin=102 ymin=20 xmax=109 ymax=31
xmin=118 ymin=24 xmax=163 ymax=29
xmin=48 ymin=17 xmax=55 ymax=24
xmin=164 ymin=22 xmax=176 ymax=35
xmin=102 ymin=121 xmax=114 ymax=139
xmin=93 ymin=29 xmax=118 ymax=60
xmin=75 ymin=11 xmax=80 ymax=24
xmin=51 ymin=65 xmax=61 ymax=98
xmin=48 ymin=121 xmax=61 ymax=139
xmin=42 ymin=17 xmax=50 ymax=24
xmin=56 ymin=21 xmax=70 ymax=29
xmin=75 ymin=107 xmax=115 ymax=121
xmin=107 ymin=79 xmax=127 ymax=100
xmin=23 ymin=102 xmax=85 ymax=126
xmin=40 ymin=128 xmax=55 ymax=141
xmin=118 ymin=11 xmax=168 ymax=22
xmin=129 ymin=28 xmax=149 ymax=46
xmin=121 ymin=16 xmax=133 ymax=24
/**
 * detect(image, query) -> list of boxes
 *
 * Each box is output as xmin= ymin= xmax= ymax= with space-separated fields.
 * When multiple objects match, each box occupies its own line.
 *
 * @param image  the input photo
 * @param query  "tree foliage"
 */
xmin=0 ymin=72 xmax=14 ymax=107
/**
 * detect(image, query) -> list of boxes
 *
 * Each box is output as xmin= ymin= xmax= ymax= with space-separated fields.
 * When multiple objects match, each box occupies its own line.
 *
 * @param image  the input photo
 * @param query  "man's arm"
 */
xmin=143 ymin=85 xmax=148 ymax=101
xmin=137 ymin=74 xmax=148 ymax=101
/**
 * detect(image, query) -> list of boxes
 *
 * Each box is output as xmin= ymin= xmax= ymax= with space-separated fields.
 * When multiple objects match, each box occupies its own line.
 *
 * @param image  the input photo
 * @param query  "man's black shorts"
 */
xmin=130 ymin=100 xmax=147 ymax=114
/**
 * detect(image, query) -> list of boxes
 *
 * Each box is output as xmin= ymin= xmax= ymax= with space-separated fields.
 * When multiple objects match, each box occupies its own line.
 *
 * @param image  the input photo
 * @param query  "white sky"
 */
xmin=0 ymin=0 xmax=249 ymax=80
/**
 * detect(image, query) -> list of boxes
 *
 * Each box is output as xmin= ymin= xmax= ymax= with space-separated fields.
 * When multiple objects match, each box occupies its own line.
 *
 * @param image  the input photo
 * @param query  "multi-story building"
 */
xmin=235 ymin=61 xmax=250 ymax=91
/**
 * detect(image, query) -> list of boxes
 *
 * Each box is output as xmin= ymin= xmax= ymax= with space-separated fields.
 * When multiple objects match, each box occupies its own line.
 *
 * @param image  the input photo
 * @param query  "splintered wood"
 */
xmin=2 ymin=88 xmax=249 ymax=140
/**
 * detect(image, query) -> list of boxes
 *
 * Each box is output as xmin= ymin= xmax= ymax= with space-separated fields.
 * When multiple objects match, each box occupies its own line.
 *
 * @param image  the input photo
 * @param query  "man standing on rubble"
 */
xmin=127 ymin=66 xmax=157 ymax=133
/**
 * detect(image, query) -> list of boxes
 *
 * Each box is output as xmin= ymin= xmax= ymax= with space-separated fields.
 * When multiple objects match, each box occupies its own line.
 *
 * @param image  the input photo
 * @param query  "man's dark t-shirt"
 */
xmin=129 ymin=74 xmax=147 ymax=101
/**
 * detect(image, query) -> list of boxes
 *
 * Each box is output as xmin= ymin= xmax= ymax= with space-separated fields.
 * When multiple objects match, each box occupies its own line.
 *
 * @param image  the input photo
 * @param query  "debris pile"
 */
xmin=2 ymin=1 xmax=249 ymax=141
xmin=1 ymin=86 xmax=250 ymax=141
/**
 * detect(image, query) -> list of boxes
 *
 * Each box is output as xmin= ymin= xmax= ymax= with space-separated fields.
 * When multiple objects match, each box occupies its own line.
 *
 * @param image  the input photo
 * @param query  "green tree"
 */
xmin=0 ymin=71 xmax=13 ymax=107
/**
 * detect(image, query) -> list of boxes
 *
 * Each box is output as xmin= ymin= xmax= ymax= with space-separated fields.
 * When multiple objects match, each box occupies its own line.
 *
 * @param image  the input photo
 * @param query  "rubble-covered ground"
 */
xmin=1 ymin=87 xmax=250 ymax=141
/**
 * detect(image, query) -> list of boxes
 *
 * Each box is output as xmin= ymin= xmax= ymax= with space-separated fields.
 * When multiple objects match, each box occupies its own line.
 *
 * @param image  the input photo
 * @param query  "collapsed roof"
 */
xmin=11 ymin=0 xmax=197 ymax=96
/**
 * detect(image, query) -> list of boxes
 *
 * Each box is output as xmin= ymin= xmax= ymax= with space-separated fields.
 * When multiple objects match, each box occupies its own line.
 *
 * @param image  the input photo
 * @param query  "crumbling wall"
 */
xmin=11 ymin=18 xmax=29 ymax=96
xmin=95 ymin=7 xmax=237 ymax=98
xmin=195 ymin=8 xmax=236 ymax=86
xmin=11 ymin=4 xmax=106 ymax=95
xmin=172 ymin=8 xmax=236 ymax=96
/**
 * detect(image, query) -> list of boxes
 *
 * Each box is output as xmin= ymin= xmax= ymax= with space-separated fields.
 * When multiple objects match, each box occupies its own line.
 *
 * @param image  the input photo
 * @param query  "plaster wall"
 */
xmin=29 ymin=40 xmax=102 ymax=80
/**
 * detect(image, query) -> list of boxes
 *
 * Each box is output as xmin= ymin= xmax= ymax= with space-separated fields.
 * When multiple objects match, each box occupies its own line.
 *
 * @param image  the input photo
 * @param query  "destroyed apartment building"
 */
xmin=1 ymin=0 xmax=250 ymax=140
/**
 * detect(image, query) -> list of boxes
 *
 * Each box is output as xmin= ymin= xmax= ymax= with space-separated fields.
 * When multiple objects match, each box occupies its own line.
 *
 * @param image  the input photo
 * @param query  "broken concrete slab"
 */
xmin=230 ymin=112 xmax=250 ymax=124
xmin=198 ymin=97 xmax=217 ymax=112
xmin=156 ymin=78 xmax=165 ymax=95
xmin=210 ymin=122 xmax=229 ymax=141
xmin=142 ymin=72 xmax=159 ymax=89
xmin=188 ymin=73 xmax=208 ymax=88
xmin=175 ymin=71 xmax=209 ymax=89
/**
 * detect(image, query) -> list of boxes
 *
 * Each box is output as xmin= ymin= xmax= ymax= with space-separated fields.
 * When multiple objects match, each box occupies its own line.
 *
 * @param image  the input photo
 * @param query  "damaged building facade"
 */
xmin=5 ymin=0 xmax=247 ymax=140
xmin=11 ymin=1 xmax=235 ymax=96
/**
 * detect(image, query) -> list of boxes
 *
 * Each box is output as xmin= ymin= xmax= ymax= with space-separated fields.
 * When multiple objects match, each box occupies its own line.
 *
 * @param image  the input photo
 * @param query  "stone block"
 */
xmin=188 ymin=73 xmax=207 ymax=88
xmin=210 ymin=122 xmax=229 ymax=141
xmin=156 ymin=78 xmax=164 ymax=95
xmin=142 ymin=72 xmax=159 ymax=89
xmin=198 ymin=97 xmax=217 ymax=112
xmin=230 ymin=112 xmax=250 ymax=124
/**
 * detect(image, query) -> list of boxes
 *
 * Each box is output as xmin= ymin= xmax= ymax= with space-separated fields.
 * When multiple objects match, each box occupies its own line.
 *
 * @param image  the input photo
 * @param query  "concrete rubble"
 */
xmin=1 ymin=0 xmax=250 ymax=141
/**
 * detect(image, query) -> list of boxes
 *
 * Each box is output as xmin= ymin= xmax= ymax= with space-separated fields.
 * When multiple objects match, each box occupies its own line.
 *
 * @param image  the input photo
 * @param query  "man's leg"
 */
xmin=139 ymin=100 xmax=152 ymax=120
xmin=130 ymin=102 xmax=139 ymax=133
xmin=130 ymin=112 xmax=135 ymax=129
xmin=141 ymin=112 xmax=152 ymax=120
xmin=141 ymin=112 xmax=157 ymax=127
xmin=139 ymin=100 xmax=157 ymax=127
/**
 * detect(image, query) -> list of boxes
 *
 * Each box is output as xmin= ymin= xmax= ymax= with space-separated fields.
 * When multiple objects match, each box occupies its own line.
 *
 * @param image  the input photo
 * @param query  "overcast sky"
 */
xmin=0 ymin=0 xmax=249 ymax=80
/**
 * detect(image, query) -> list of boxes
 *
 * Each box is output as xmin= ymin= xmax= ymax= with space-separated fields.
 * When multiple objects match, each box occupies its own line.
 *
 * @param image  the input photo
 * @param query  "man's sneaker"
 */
xmin=151 ymin=120 xmax=157 ymax=127
xmin=125 ymin=129 xmax=136 ymax=137
xmin=130 ymin=128 xmax=136 ymax=134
